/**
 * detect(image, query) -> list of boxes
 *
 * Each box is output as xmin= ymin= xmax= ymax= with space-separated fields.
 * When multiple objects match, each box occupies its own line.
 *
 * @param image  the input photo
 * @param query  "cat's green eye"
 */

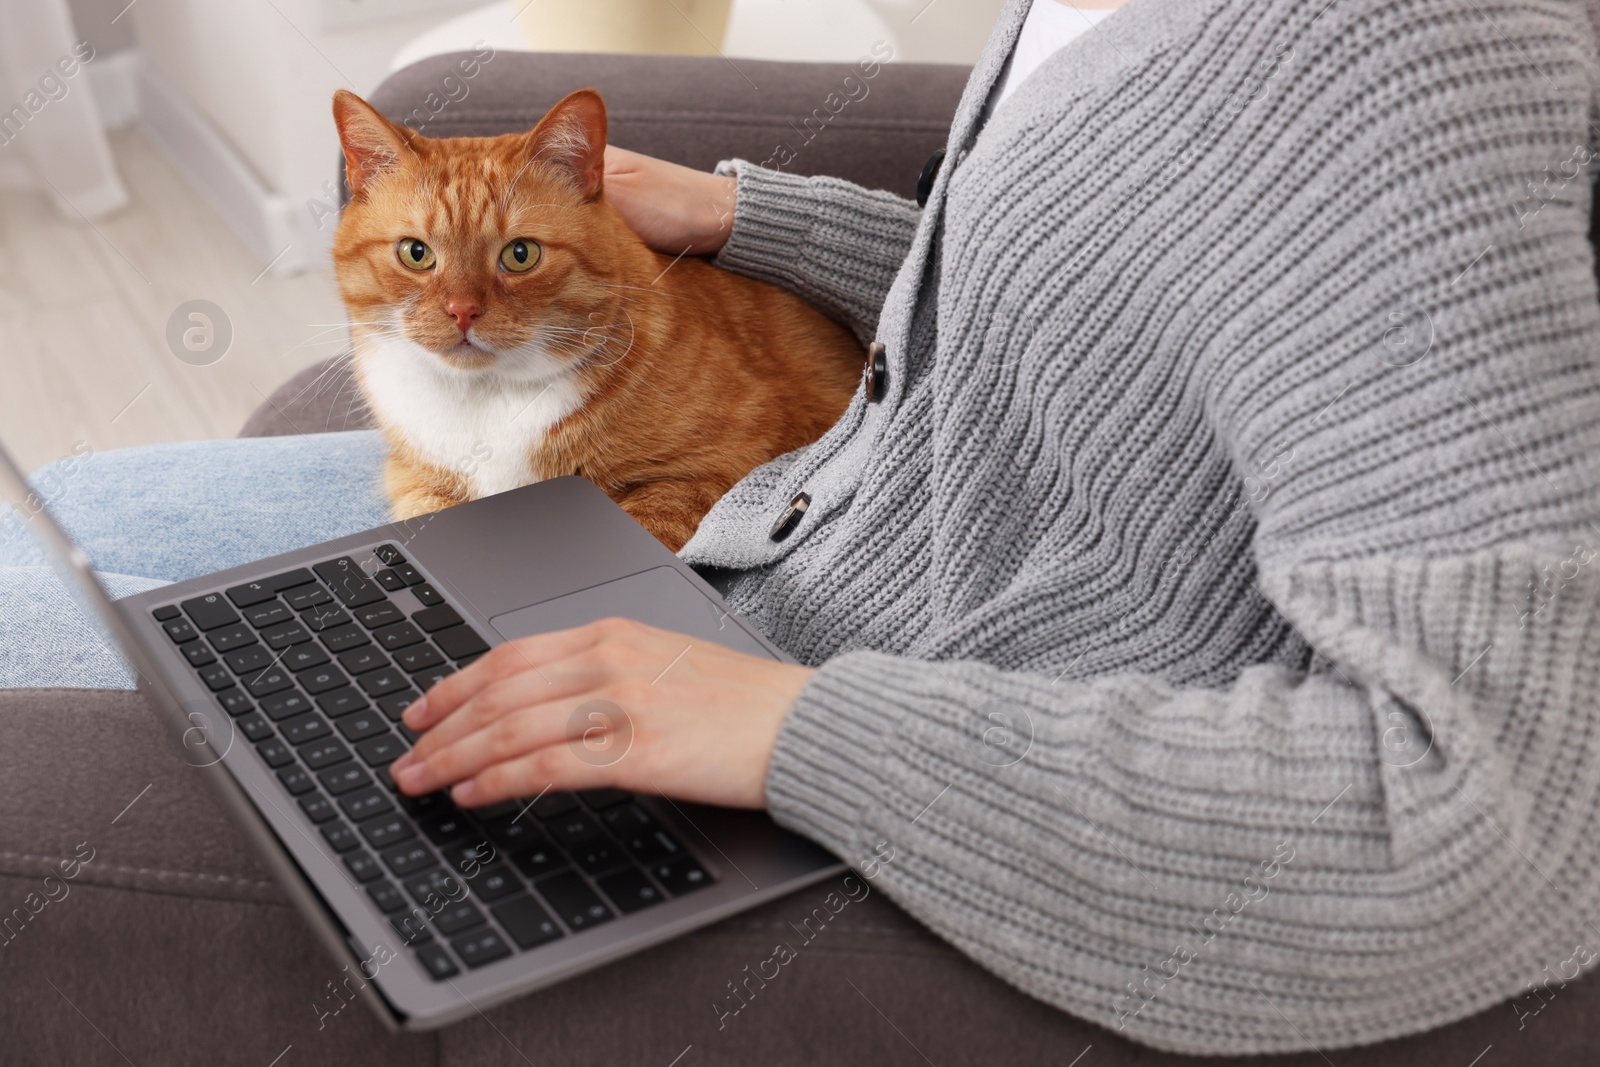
xmin=499 ymin=239 xmax=541 ymax=273
xmin=396 ymin=238 xmax=435 ymax=271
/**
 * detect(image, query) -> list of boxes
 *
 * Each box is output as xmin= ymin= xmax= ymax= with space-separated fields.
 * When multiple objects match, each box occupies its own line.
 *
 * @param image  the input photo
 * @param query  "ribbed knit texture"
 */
xmin=682 ymin=0 xmax=1600 ymax=1055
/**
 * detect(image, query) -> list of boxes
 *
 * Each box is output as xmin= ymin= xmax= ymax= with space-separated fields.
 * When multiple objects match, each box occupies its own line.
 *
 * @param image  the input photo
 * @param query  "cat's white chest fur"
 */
xmin=357 ymin=337 xmax=585 ymax=497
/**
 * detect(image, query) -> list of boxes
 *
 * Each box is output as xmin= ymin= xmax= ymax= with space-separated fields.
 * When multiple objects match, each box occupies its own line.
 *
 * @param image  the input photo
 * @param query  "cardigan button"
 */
xmin=863 ymin=342 xmax=887 ymax=402
xmin=769 ymin=492 xmax=811 ymax=542
xmin=915 ymin=148 xmax=946 ymax=208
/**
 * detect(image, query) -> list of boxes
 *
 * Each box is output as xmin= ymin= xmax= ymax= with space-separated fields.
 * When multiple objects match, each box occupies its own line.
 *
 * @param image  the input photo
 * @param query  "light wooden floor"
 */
xmin=0 ymin=128 xmax=348 ymax=473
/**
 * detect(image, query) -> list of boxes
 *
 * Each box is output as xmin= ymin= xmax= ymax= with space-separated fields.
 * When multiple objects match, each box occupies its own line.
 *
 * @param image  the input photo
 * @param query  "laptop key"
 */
xmin=318 ymin=763 xmax=372 ymax=796
xmin=197 ymin=664 xmax=233 ymax=692
xmin=261 ymin=621 xmax=313 ymax=649
xmin=320 ymin=624 xmax=370 ymax=653
xmin=243 ymin=668 xmax=293 ymax=698
xmin=344 ymin=850 xmax=383 ymax=882
xmin=282 ymin=644 xmax=330 ymax=672
xmin=451 ymin=929 xmax=511 ymax=969
xmin=463 ymin=864 xmax=522 ymax=902
xmin=359 ymin=667 xmax=411 ymax=698
xmin=411 ymin=605 xmax=464 ymax=633
xmin=207 ymin=625 xmax=257 ymax=652
xmin=356 ymin=603 xmax=405 ymax=630
xmin=338 ymin=647 xmax=387 ymax=675
xmin=509 ymin=841 xmax=567 ymax=880
xmin=163 ymin=619 xmax=198 ymax=644
xmin=374 ymin=568 xmax=407 ymax=592
xmin=492 ymin=895 xmax=564 ymax=949
xmin=356 ymin=733 xmax=404 ymax=766
xmin=302 ymin=605 xmax=352 ymax=633
xmin=571 ymin=840 xmax=628 ymax=876
xmin=279 ymin=713 xmax=331 ymax=746
xmin=430 ymin=901 xmax=487 ymax=936
xmin=390 ymin=911 xmax=433 ymax=945
xmin=276 ymin=766 xmax=316 ymax=796
xmin=434 ymin=625 xmax=489 ymax=661
xmin=577 ymin=788 xmax=634 ymax=811
xmin=216 ymin=688 xmax=253 ymax=717
xmin=244 ymin=601 xmax=292 ymax=629
xmin=256 ymin=739 xmax=294 ymax=768
xmin=362 ymin=815 xmax=417 ymax=850
xmin=441 ymin=840 xmax=496 ymax=876
xmin=413 ymin=943 xmax=459 ymax=980
xmin=394 ymin=563 xmax=425 ymax=586
xmin=531 ymin=792 xmax=580 ymax=820
xmin=546 ymin=813 xmax=603 ymax=848
xmin=381 ymin=842 xmax=434 ymax=877
xmin=314 ymin=557 xmax=387 ymax=609
xmin=376 ymin=691 xmax=420 ymax=722
xmin=224 ymin=646 xmax=274 ymax=674
xmin=260 ymin=691 xmax=312 ymax=720
xmin=596 ymin=868 xmax=665 ymax=914
xmin=405 ymin=869 xmax=467 ymax=906
xmin=315 ymin=687 xmax=368 ymax=718
xmin=299 ymin=794 xmax=337 ymax=823
xmin=373 ymin=622 xmax=424 ymax=652
xmin=412 ymin=668 xmax=455 ymax=692
xmin=412 ymin=584 xmax=444 ymax=607
xmin=228 ymin=569 xmax=313 ymax=607
xmin=482 ymin=816 xmax=542 ymax=850
xmin=283 ymin=584 xmax=333 ymax=611
xmin=420 ymin=811 xmax=475 ymax=846
xmin=322 ymin=822 xmax=360 ymax=853
xmin=535 ymin=871 xmax=614 ymax=930
xmin=299 ymin=739 xmax=352 ymax=770
xmin=374 ymin=544 xmax=406 ymax=566
xmin=393 ymin=644 xmax=445 ymax=674
xmin=368 ymin=879 xmax=408 ymax=913
xmin=300 ymin=666 xmax=350 ymax=695
xmin=152 ymin=605 xmax=181 ymax=622
xmin=652 ymin=857 xmax=712 ymax=895
xmin=182 ymin=594 xmax=240 ymax=631
xmin=337 ymin=709 xmax=389 ymax=743
xmin=340 ymin=787 xmax=393 ymax=822
xmin=182 ymin=643 xmax=217 ymax=668
xmin=237 ymin=712 xmax=273 ymax=742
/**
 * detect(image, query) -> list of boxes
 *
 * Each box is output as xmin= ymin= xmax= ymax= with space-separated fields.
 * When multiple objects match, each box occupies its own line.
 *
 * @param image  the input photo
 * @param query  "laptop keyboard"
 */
xmin=150 ymin=542 xmax=713 ymax=980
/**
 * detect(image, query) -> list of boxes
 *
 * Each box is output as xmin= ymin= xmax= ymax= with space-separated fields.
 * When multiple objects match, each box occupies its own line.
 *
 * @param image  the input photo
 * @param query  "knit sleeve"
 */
xmin=710 ymin=160 xmax=921 ymax=344
xmin=761 ymin=2 xmax=1600 ymax=1056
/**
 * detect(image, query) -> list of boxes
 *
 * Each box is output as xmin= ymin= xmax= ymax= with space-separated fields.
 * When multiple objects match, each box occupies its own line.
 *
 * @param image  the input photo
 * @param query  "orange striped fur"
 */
xmin=331 ymin=89 xmax=860 ymax=550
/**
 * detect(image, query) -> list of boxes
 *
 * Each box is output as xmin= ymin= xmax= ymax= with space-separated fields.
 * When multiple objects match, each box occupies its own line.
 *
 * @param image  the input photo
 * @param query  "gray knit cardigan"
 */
xmin=679 ymin=0 xmax=1600 ymax=1055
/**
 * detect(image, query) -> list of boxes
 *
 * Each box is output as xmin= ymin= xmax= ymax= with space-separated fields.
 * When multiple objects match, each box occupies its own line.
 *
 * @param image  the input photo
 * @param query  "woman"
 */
xmin=5 ymin=0 xmax=1599 ymax=1055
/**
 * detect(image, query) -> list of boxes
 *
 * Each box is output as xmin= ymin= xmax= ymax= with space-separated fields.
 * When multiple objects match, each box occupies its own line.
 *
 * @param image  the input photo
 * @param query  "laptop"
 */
xmin=0 ymin=440 xmax=843 ymax=1030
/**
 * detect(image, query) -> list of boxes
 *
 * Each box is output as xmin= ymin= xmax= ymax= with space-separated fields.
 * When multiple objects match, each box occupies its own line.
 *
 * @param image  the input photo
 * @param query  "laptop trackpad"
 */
xmin=489 ymin=566 xmax=776 ymax=660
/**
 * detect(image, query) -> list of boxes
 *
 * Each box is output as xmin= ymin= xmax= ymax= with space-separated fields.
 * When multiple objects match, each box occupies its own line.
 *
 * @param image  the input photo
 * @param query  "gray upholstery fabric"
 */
xmin=5 ymin=49 xmax=1596 ymax=1066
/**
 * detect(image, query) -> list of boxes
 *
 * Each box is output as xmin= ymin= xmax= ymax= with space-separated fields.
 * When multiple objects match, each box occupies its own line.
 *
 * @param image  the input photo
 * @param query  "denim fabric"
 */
xmin=0 ymin=432 xmax=391 ymax=688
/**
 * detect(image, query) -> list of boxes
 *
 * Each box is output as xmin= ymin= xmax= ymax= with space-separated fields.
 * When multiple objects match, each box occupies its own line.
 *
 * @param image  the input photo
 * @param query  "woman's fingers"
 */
xmin=392 ymin=696 xmax=573 ymax=796
xmin=450 ymin=741 xmax=632 ymax=808
xmin=406 ymin=620 xmax=613 ymax=730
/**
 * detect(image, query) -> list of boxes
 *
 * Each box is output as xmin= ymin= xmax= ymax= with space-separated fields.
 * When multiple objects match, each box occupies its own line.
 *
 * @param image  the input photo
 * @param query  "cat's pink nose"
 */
xmin=445 ymin=299 xmax=481 ymax=332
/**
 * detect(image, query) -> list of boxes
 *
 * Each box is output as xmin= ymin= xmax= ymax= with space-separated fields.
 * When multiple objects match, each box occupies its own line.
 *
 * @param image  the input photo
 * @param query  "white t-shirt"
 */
xmin=986 ymin=0 xmax=1117 ymax=115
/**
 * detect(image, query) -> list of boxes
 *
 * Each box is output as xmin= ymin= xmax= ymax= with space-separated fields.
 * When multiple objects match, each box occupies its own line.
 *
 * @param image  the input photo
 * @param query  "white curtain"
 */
xmin=0 ymin=0 xmax=127 ymax=220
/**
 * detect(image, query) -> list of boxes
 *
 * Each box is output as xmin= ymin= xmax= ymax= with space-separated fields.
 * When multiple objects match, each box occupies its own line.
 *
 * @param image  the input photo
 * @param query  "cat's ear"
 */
xmin=333 ymin=90 xmax=411 ymax=199
xmin=526 ymin=89 xmax=607 ymax=201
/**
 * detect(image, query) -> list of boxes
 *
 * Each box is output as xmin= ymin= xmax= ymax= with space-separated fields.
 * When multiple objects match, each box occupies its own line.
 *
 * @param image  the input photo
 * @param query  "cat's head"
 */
xmin=331 ymin=88 xmax=631 ymax=383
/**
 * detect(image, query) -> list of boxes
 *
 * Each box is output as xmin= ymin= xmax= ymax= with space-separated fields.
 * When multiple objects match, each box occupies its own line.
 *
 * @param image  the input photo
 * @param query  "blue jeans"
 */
xmin=0 ymin=432 xmax=392 ymax=689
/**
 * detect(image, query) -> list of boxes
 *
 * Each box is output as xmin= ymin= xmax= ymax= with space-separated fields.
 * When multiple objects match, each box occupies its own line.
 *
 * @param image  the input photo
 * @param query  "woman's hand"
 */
xmin=388 ymin=617 xmax=811 ymax=810
xmin=602 ymin=145 xmax=738 ymax=256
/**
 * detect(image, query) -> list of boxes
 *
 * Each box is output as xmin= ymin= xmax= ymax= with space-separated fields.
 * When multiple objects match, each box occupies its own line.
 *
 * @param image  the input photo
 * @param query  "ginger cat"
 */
xmin=330 ymin=88 xmax=862 ymax=551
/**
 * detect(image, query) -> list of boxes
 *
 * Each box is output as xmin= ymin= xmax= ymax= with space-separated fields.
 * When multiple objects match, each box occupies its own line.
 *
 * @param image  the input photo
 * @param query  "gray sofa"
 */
xmin=4 ymin=50 xmax=1597 ymax=1066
